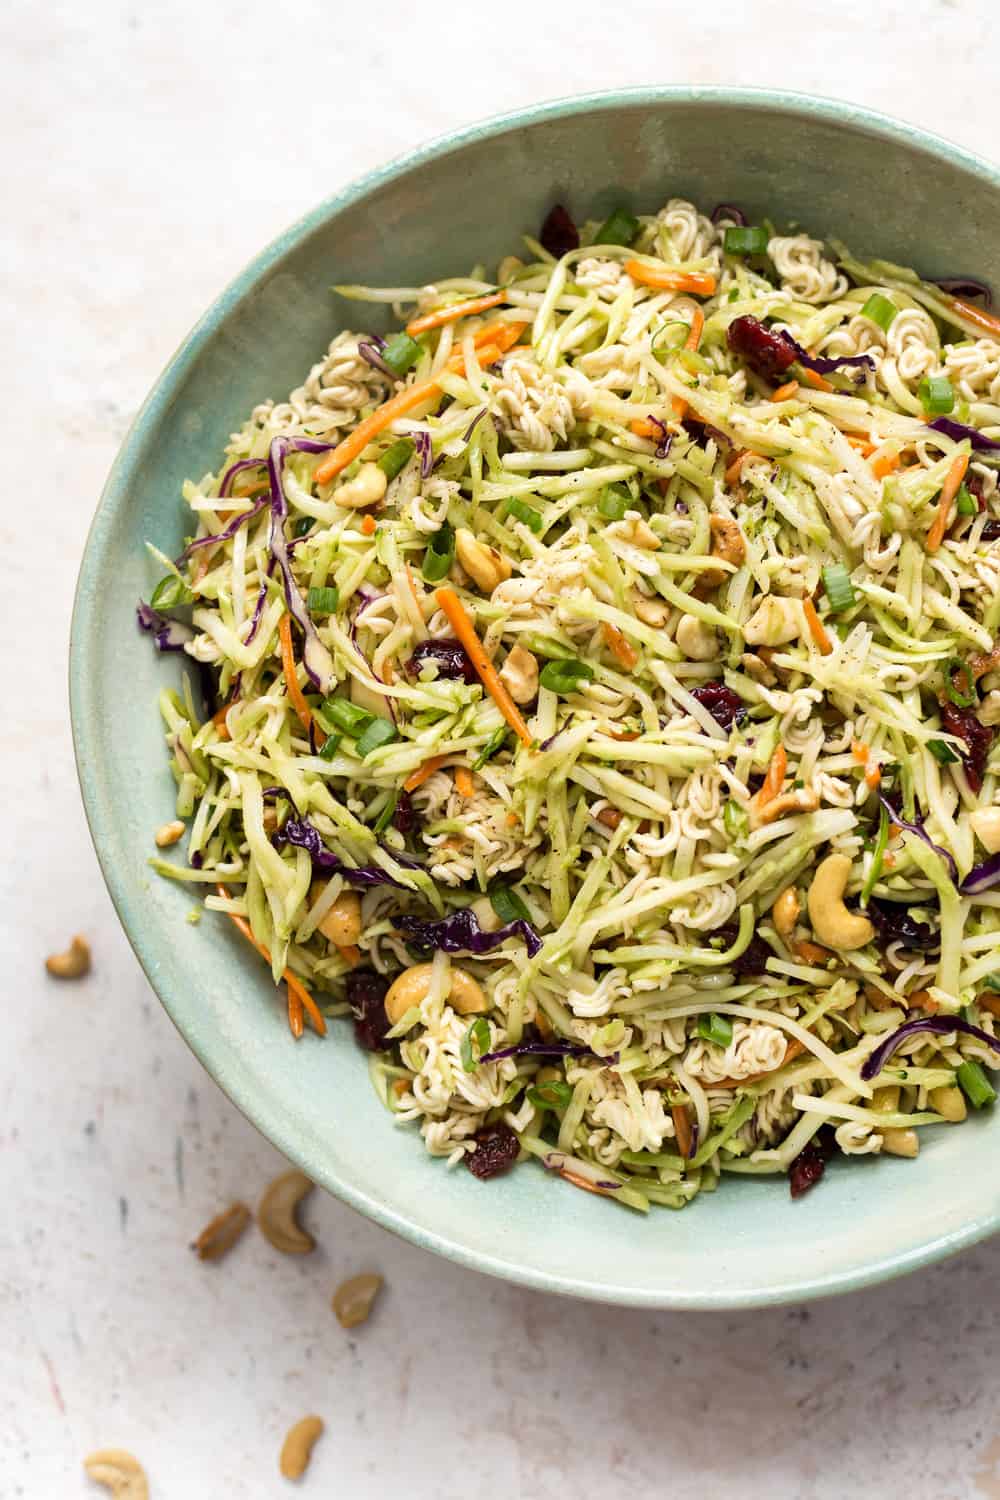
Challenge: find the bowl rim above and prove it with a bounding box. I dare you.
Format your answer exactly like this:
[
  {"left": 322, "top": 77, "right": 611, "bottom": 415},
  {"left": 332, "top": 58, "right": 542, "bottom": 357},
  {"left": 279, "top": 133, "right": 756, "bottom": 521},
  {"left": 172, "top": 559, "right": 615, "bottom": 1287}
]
[{"left": 71, "top": 86, "right": 1000, "bottom": 1308}]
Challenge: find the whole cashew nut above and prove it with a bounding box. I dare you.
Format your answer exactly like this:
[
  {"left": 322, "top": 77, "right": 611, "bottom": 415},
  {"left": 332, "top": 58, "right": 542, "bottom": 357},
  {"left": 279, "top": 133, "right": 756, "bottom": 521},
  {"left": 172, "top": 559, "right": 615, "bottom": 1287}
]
[
  {"left": 279, "top": 1416, "right": 325, "bottom": 1480},
  {"left": 455, "top": 529, "right": 512, "bottom": 591},
  {"left": 334, "top": 462, "right": 387, "bottom": 509},
  {"left": 675, "top": 614, "right": 718, "bottom": 661},
  {"left": 806, "top": 853, "right": 874, "bottom": 950},
  {"left": 83, "top": 1450, "right": 148, "bottom": 1500},
  {"left": 384, "top": 962, "right": 486, "bottom": 1026},
  {"left": 257, "top": 1170, "right": 316, "bottom": 1255},
  {"left": 45, "top": 935, "right": 91, "bottom": 979}
]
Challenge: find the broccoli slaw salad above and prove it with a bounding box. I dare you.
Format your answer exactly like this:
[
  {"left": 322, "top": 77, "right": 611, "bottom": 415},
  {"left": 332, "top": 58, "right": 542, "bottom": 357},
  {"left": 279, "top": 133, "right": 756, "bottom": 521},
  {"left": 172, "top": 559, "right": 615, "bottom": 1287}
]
[{"left": 140, "top": 194, "right": 1000, "bottom": 1212}]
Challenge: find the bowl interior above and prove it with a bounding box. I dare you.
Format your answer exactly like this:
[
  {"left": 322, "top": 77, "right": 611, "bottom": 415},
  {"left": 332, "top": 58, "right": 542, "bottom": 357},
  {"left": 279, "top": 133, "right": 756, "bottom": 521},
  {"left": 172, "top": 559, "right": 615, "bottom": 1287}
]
[{"left": 72, "top": 90, "right": 1000, "bottom": 1306}]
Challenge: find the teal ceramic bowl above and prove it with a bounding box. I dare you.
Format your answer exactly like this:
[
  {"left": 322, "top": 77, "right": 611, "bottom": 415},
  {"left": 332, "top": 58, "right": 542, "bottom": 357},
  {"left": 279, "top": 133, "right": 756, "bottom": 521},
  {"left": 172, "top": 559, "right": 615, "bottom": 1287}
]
[{"left": 71, "top": 88, "right": 1000, "bottom": 1307}]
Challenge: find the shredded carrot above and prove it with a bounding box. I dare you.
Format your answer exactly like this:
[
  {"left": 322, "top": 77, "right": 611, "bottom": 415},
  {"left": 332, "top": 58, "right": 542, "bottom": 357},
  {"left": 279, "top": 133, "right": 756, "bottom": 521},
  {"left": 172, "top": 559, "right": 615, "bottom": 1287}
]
[
  {"left": 724, "top": 449, "right": 763, "bottom": 486},
  {"left": 926, "top": 451, "right": 970, "bottom": 552},
  {"left": 979, "top": 993, "right": 1000, "bottom": 1018},
  {"left": 770, "top": 380, "right": 800, "bottom": 403},
  {"left": 278, "top": 613, "right": 324, "bottom": 743},
  {"left": 453, "top": 766, "right": 475, "bottom": 798},
  {"left": 948, "top": 295, "right": 1000, "bottom": 341},
  {"left": 671, "top": 1103, "right": 694, "bottom": 1159},
  {"left": 505, "top": 811, "right": 520, "bottom": 828},
  {"left": 792, "top": 939, "right": 835, "bottom": 966},
  {"left": 799, "top": 367, "right": 833, "bottom": 393},
  {"left": 601, "top": 621, "right": 638, "bottom": 670},
  {"left": 211, "top": 703, "right": 232, "bottom": 742},
  {"left": 313, "top": 322, "right": 527, "bottom": 487},
  {"left": 360, "top": 513, "right": 376, "bottom": 536},
  {"left": 402, "top": 755, "right": 450, "bottom": 793},
  {"left": 557, "top": 1167, "right": 617, "bottom": 1198},
  {"left": 802, "top": 597, "right": 833, "bottom": 655},
  {"left": 685, "top": 306, "right": 706, "bottom": 351},
  {"left": 870, "top": 444, "right": 902, "bottom": 480},
  {"left": 851, "top": 739, "right": 869, "bottom": 764},
  {"left": 435, "top": 587, "right": 534, "bottom": 747},
  {"left": 759, "top": 744, "right": 788, "bottom": 807},
  {"left": 629, "top": 416, "right": 667, "bottom": 440},
  {"left": 216, "top": 885, "right": 326, "bottom": 1037},
  {"left": 846, "top": 436, "right": 876, "bottom": 456},
  {"left": 624, "top": 259, "right": 717, "bottom": 297},
  {"left": 406, "top": 290, "right": 507, "bottom": 336}
]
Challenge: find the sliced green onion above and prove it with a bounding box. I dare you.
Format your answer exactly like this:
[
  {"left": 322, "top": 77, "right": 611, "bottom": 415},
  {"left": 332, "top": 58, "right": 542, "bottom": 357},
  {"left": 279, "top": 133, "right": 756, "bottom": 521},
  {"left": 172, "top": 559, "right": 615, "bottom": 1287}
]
[
  {"left": 651, "top": 319, "right": 690, "bottom": 358},
  {"left": 381, "top": 332, "right": 422, "bottom": 377},
  {"left": 860, "top": 292, "right": 897, "bottom": 331},
  {"left": 957, "top": 1060, "right": 996, "bottom": 1109},
  {"left": 526, "top": 1080, "right": 573, "bottom": 1110},
  {"left": 918, "top": 374, "right": 955, "bottom": 415},
  {"left": 598, "top": 484, "right": 631, "bottom": 520},
  {"left": 519, "top": 633, "right": 576, "bottom": 661},
  {"left": 927, "top": 738, "right": 960, "bottom": 765},
  {"left": 293, "top": 517, "right": 313, "bottom": 538},
  {"left": 355, "top": 718, "right": 398, "bottom": 758},
  {"left": 955, "top": 482, "right": 977, "bottom": 517},
  {"left": 594, "top": 208, "right": 639, "bottom": 246},
  {"left": 422, "top": 521, "right": 455, "bottom": 583},
  {"left": 861, "top": 804, "right": 890, "bottom": 908},
  {"left": 318, "top": 730, "right": 342, "bottom": 761},
  {"left": 151, "top": 575, "right": 193, "bottom": 609},
  {"left": 321, "top": 698, "right": 374, "bottom": 735},
  {"left": 723, "top": 225, "right": 768, "bottom": 256},
  {"left": 377, "top": 439, "right": 415, "bottom": 480},
  {"left": 372, "top": 790, "right": 399, "bottom": 834},
  {"left": 944, "top": 657, "right": 976, "bottom": 708},
  {"left": 821, "top": 563, "right": 856, "bottom": 614},
  {"left": 538, "top": 659, "right": 595, "bottom": 694},
  {"left": 696, "top": 1013, "right": 734, "bottom": 1048},
  {"left": 489, "top": 885, "right": 531, "bottom": 924},
  {"left": 723, "top": 801, "right": 749, "bottom": 840},
  {"left": 306, "top": 585, "right": 340, "bottom": 615},
  {"left": 504, "top": 497, "right": 544, "bottom": 533},
  {"left": 460, "top": 1016, "right": 491, "bottom": 1072},
  {"left": 472, "top": 726, "right": 509, "bottom": 770}
]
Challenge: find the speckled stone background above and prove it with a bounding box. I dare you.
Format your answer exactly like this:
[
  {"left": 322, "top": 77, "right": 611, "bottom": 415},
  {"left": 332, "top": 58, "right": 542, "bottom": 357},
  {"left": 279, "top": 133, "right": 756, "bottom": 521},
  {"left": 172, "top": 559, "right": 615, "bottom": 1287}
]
[{"left": 6, "top": 3, "right": 1000, "bottom": 1496}]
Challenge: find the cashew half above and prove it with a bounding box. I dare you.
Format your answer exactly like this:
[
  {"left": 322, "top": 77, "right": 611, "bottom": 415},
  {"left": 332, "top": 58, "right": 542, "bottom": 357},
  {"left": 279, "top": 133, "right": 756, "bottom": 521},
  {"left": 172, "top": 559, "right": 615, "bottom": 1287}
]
[
  {"left": 83, "top": 1450, "right": 148, "bottom": 1500},
  {"left": 978, "top": 689, "right": 1000, "bottom": 727},
  {"left": 258, "top": 1170, "right": 316, "bottom": 1254},
  {"left": 334, "top": 462, "right": 387, "bottom": 509},
  {"left": 192, "top": 1202, "right": 251, "bottom": 1261},
  {"left": 154, "top": 820, "right": 185, "bottom": 848},
  {"left": 279, "top": 1416, "right": 325, "bottom": 1480},
  {"left": 632, "top": 590, "right": 669, "bottom": 626},
  {"left": 498, "top": 643, "right": 538, "bottom": 704},
  {"left": 455, "top": 529, "right": 511, "bottom": 591},
  {"left": 46, "top": 935, "right": 91, "bottom": 979},
  {"left": 497, "top": 255, "right": 524, "bottom": 284},
  {"left": 698, "top": 515, "right": 746, "bottom": 589},
  {"left": 806, "top": 853, "right": 874, "bottom": 950},
  {"left": 772, "top": 886, "right": 801, "bottom": 937},
  {"left": 929, "top": 1084, "right": 967, "bottom": 1122},
  {"left": 384, "top": 962, "right": 486, "bottom": 1026},
  {"left": 749, "top": 787, "right": 819, "bottom": 830},
  {"left": 743, "top": 595, "right": 801, "bottom": 646},
  {"left": 970, "top": 807, "right": 1000, "bottom": 854},
  {"left": 318, "top": 889, "right": 362, "bottom": 947},
  {"left": 881, "top": 1129, "right": 919, "bottom": 1158},
  {"left": 332, "top": 1272, "right": 383, "bottom": 1328},
  {"left": 675, "top": 614, "right": 718, "bottom": 661}
]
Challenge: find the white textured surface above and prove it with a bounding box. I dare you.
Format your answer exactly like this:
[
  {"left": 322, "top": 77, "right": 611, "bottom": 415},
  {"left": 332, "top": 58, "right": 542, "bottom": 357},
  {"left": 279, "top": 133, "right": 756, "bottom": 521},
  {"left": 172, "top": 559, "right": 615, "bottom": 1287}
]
[{"left": 6, "top": 3, "right": 1000, "bottom": 1496}]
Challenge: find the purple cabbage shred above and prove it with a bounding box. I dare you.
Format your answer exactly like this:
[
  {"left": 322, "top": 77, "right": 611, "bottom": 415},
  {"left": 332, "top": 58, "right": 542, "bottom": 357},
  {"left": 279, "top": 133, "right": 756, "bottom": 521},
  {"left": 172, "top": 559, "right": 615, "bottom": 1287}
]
[
  {"left": 414, "top": 430, "right": 434, "bottom": 477},
  {"left": 357, "top": 339, "right": 396, "bottom": 379},
  {"left": 934, "top": 276, "right": 992, "bottom": 306},
  {"left": 136, "top": 601, "right": 194, "bottom": 652},
  {"left": 862, "top": 1015, "right": 1000, "bottom": 1081},
  {"left": 877, "top": 791, "right": 958, "bottom": 885},
  {"left": 272, "top": 816, "right": 421, "bottom": 888},
  {"left": 395, "top": 906, "right": 542, "bottom": 959},
  {"left": 711, "top": 203, "right": 747, "bottom": 226},
  {"left": 927, "top": 417, "right": 1000, "bottom": 453}
]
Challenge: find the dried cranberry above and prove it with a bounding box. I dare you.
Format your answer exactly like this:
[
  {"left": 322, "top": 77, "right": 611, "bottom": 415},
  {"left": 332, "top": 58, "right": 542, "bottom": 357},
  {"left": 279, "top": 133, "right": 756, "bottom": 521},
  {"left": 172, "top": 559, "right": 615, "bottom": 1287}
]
[
  {"left": 727, "top": 314, "right": 798, "bottom": 385},
  {"left": 392, "top": 790, "right": 416, "bottom": 835},
  {"left": 715, "top": 923, "right": 772, "bottom": 974},
  {"left": 981, "top": 519, "right": 1000, "bottom": 540},
  {"left": 539, "top": 203, "right": 579, "bottom": 259},
  {"left": 346, "top": 969, "right": 392, "bottom": 1052},
  {"left": 868, "top": 898, "right": 938, "bottom": 952},
  {"left": 465, "top": 1122, "right": 520, "bottom": 1180},
  {"left": 967, "top": 470, "right": 989, "bottom": 509},
  {"left": 940, "top": 702, "right": 994, "bottom": 792},
  {"left": 690, "top": 681, "right": 745, "bottom": 730},
  {"left": 789, "top": 1142, "right": 826, "bottom": 1199},
  {"left": 406, "top": 638, "right": 478, "bottom": 685}
]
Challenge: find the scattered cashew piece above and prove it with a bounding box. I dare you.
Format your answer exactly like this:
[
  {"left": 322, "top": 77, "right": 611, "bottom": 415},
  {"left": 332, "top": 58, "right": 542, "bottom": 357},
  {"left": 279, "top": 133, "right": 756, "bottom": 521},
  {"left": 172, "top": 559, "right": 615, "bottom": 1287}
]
[
  {"left": 83, "top": 1450, "right": 148, "bottom": 1500},
  {"left": 279, "top": 1416, "right": 325, "bottom": 1480},
  {"left": 743, "top": 595, "right": 801, "bottom": 646},
  {"left": 192, "top": 1201, "right": 251, "bottom": 1261},
  {"left": 675, "top": 614, "right": 718, "bottom": 661},
  {"left": 332, "top": 1272, "right": 383, "bottom": 1328},
  {"left": 454, "top": 528, "right": 511, "bottom": 591},
  {"left": 154, "top": 820, "right": 185, "bottom": 848},
  {"left": 318, "top": 889, "right": 362, "bottom": 947},
  {"left": 632, "top": 589, "right": 669, "bottom": 626},
  {"left": 749, "top": 787, "right": 819, "bottom": 830},
  {"left": 46, "top": 935, "right": 91, "bottom": 979},
  {"left": 881, "top": 1129, "right": 919, "bottom": 1158},
  {"left": 977, "top": 690, "right": 1000, "bottom": 727},
  {"left": 334, "top": 462, "right": 387, "bottom": 509},
  {"left": 384, "top": 962, "right": 486, "bottom": 1026},
  {"left": 772, "top": 886, "right": 801, "bottom": 938},
  {"left": 929, "top": 1085, "right": 967, "bottom": 1122},
  {"left": 258, "top": 1170, "right": 316, "bottom": 1255},
  {"left": 806, "top": 853, "right": 874, "bottom": 950},
  {"left": 970, "top": 807, "right": 1000, "bottom": 854},
  {"left": 498, "top": 643, "right": 539, "bottom": 704}
]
